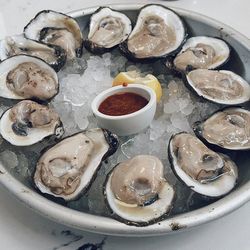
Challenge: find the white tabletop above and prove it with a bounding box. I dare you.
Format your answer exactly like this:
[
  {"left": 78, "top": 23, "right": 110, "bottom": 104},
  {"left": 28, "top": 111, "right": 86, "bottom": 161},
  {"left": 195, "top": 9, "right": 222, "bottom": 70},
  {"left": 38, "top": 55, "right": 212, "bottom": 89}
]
[{"left": 0, "top": 0, "right": 249, "bottom": 249}]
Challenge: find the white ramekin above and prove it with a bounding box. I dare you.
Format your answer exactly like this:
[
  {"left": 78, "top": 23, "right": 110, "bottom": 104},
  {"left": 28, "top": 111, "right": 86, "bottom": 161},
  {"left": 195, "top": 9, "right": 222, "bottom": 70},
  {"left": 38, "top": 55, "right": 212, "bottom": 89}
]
[{"left": 91, "top": 84, "right": 157, "bottom": 136}]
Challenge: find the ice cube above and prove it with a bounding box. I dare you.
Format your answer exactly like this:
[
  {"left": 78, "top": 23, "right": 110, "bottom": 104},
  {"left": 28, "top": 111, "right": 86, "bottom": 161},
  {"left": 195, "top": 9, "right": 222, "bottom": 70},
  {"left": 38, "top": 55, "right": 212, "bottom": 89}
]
[
  {"left": 16, "top": 153, "right": 31, "bottom": 181},
  {"left": 73, "top": 105, "right": 89, "bottom": 130},
  {"left": 110, "top": 55, "right": 127, "bottom": 77},
  {"left": 102, "top": 53, "right": 112, "bottom": 66},
  {"left": 150, "top": 119, "right": 166, "bottom": 141},
  {"left": 164, "top": 99, "right": 180, "bottom": 114},
  {"left": 63, "top": 57, "right": 87, "bottom": 75},
  {"left": 181, "top": 102, "right": 195, "bottom": 116},
  {"left": 0, "top": 150, "right": 18, "bottom": 169},
  {"left": 170, "top": 112, "right": 192, "bottom": 132}
]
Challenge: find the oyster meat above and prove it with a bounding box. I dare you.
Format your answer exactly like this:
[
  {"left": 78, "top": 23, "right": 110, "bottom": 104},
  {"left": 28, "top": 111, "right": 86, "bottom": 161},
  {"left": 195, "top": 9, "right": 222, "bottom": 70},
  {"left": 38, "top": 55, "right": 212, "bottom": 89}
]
[
  {"left": 0, "top": 35, "right": 66, "bottom": 72},
  {"left": 105, "top": 155, "right": 174, "bottom": 225},
  {"left": 194, "top": 107, "right": 250, "bottom": 150},
  {"left": 173, "top": 36, "right": 230, "bottom": 72},
  {"left": 34, "top": 129, "right": 118, "bottom": 201},
  {"left": 122, "top": 4, "right": 186, "bottom": 59},
  {"left": 24, "top": 10, "right": 83, "bottom": 59},
  {"left": 85, "top": 7, "right": 132, "bottom": 53},
  {"left": 0, "top": 55, "right": 58, "bottom": 100},
  {"left": 168, "top": 132, "right": 238, "bottom": 197},
  {"left": 186, "top": 69, "right": 250, "bottom": 105},
  {"left": 0, "top": 100, "right": 63, "bottom": 146}
]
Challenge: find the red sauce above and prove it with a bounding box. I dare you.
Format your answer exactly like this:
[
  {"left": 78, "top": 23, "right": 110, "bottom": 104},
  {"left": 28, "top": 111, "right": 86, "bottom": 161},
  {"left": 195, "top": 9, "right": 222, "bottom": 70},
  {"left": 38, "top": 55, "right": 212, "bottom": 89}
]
[{"left": 98, "top": 92, "right": 149, "bottom": 116}]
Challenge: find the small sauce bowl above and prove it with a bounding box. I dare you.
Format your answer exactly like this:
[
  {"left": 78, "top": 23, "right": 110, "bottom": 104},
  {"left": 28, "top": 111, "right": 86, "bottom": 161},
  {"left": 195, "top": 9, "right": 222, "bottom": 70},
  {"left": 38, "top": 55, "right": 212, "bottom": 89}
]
[{"left": 91, "top": 84, "right": 157, "bottom": 136}]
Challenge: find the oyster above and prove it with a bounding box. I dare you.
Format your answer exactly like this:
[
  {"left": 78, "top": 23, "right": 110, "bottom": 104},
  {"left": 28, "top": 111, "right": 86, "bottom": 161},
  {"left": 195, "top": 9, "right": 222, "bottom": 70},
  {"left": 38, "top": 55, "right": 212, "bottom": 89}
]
[
  {"left": 121, "top": 4, "right": 186, "bottom": 60},
  {"left": 173, "top": 36, "right": 230, "bottom": 72},
  {"left": 85, "top": 7, "right": 132, "bottom": 53},
  {"left": 168, "top": 132, "right": 238, "bottom": 197},
  {"left": 194, "top": 107, "right": 250, "bottom": 150},
  {"left": 34, "top": 129, "right": 118, "bottom": 201},
  {"left": 0, "top": 55, "right": 58, "bottom": 100},
  {"left": 24, "top": 10, "right": 83, "bottom": 59},
  {"left": 186, "top": 69, "right": 250, "bottom": 105},
  {"left": 105, "top": 155, "right": 174, "bottom": 225},
  {"left": 0, "top": 100, "right": 63, "bottom": 146},
  {"left": 0, "top": 35, "right": 66, "bottom": 72}
]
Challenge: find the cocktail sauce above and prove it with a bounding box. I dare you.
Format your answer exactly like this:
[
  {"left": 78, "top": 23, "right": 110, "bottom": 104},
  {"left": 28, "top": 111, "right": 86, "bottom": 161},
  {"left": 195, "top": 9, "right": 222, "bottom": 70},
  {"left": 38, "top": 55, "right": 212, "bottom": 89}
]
[{"left": 98, "top": 92, "right": 148, "bottom": 116}]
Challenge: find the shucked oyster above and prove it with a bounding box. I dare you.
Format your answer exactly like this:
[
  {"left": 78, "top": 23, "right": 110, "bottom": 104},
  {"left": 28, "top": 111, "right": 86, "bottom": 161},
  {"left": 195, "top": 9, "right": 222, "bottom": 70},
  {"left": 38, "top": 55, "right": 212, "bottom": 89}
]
[
  {"left": 186, "top": 69, "right": 250, "bottom": 105},
  {"left": 0, "top": 55, "right": 58, "bottom": 100},
  {"left": 34, "top": 129, "right": 118, "bottom": 201},
  {"left": 194, "top": 107, "right": 250, "bottom": 150},
  {"left": 0, "top": 35, "right": 66, "bottom": 72},
  {"left": 85, "top": 7, "right": 132, "bottom": 53},
  {"left": 168, "top": 133, "right": 238, "bottom": 197},
  {"left": 0, "top": 100, "right": 63, "bottom": 146},
  {"left": 24, "top": 10, "right": 83, "bottom": 59},
  {"left": 122, "top": 4, "right": 186, "bottom": 60},
  {"left": 173, "top": 36, "right": 230, "bottom": 72},
  {"left": 105, "top": 155, "right": 174, "bottom": 225}
]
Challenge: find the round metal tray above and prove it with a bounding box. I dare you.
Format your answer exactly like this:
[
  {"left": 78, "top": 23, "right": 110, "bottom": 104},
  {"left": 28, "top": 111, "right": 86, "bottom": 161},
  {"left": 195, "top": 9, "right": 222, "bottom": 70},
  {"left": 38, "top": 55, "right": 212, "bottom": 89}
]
[{"left": 0, "top": 4, "right": 250, "bottom": 236}]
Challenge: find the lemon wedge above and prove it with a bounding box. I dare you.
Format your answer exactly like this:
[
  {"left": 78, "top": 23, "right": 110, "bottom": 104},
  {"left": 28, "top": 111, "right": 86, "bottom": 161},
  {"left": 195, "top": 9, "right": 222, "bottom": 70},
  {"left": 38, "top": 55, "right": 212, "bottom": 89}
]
[{"left": 112, "top": 71, "right": 162, "bottom": 102}]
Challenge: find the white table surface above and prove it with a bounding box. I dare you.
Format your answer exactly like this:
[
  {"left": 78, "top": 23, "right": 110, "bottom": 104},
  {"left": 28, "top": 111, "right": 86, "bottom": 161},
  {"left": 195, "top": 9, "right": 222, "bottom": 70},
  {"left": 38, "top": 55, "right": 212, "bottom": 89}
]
[{"left": 0, "top": 0, "right": 249, "bottom": 249}]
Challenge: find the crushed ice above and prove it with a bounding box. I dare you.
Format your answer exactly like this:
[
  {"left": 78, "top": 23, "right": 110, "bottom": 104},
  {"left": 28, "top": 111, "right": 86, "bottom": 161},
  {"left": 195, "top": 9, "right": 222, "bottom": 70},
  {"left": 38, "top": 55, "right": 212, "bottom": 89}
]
[
  {"left": 0, "top": 150, "right": 18, "bottom": 169},
  {"left": 0, "top": 48, "right": 221, "bottom": 215},
  {"left": 51, "top": 51, "right": 114, "bottom": 134},
  {"left": 51, "top": 49, "right": 219, "bottom": 143},
  {"left": 119, "top": 78, "right": 219, "bottom": 162}
]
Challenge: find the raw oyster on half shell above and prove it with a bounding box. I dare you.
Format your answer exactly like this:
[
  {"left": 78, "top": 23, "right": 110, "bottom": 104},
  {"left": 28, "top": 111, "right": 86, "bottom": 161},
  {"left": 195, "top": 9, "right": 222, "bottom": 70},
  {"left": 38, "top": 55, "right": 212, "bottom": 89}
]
[
  {"left": 0, "top": 55, "right": 58, "bottom": 101},
  {"left": 168, "top": 132, "right": 238, "bottom": 197},
  {"left": 186, "top": 69, "right": 250, "bottom": 105},
  {"left": 173, "top": 36, "right": 230, "bottom": 72},
  {"left": 24, "top": 10, "right": 83, "bottom": 59},
  {"left": 121, "top": 4, "right": 186, "bottom": 60},
  {"left": 105, "top": 155, "right": 174, "bottom": 225},
  {"left": 0, "top": 100, "right": 63, "bottom": 146},
  {"left": 85, "top": 7, "right": 132, "bottom": 53},
  {"left": 34, "top": 129, "right": 118, "bottom": 201},
  {"left": 193, "top": 107, "right": 250, "bottom": 150},
  {"left": 0, "top": 35, "right": 66, "bottom": 72}
]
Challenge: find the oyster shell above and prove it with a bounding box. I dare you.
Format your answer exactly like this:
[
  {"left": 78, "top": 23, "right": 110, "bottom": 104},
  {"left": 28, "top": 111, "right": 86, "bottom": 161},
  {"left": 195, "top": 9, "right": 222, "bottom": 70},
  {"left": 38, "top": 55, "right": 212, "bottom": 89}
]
[
  {"left": 85, "top": 7, "right": 132, "bottom": 53},
  {"left": 0, "top": 35, "right": 66, "bottom": 72},
  {"left": 0, "top": 55, "right": 58, "bottom": 101},
  {"left": 34, "top": 129, "right": 118, "bottom": 201},
  {"left": 193, "top": 107, "right": 250, "bottom": 150},
  {"left": 121, "top": 4, "right": 186, "bottom": 60},
  {"left": 173, "top": 36, "right": 230, "bottom": 72},
  {"left": 168, "top": 132, "right": 238, "bottom": 197},
  {"left": 105, "top": 155, "right": 174, "bottom": 226},
  {"left": 0, "top": 100, "right": 63, "bottom": 146},
  {"left": 24, "top": 10, "right": 83, "bottom": 59},
  {"left": 186, "top": 69, "right": 250, "bottom": 105}
]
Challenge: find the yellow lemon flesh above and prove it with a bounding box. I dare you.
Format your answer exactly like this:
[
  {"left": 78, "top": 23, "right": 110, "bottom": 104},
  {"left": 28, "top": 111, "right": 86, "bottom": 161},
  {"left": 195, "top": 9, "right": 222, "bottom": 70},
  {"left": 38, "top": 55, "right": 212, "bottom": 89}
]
[{"left": 112, "top": 71, "right": 162, "bottom": 102}]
